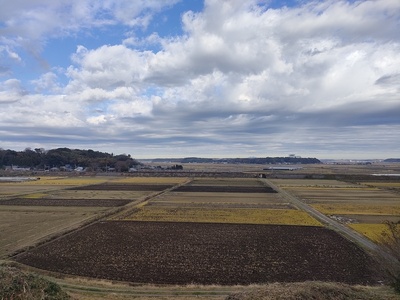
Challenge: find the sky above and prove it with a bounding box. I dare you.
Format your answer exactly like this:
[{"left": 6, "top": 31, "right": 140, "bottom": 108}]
[{"left": 0, "top": 0, "right": 399, "bottom": 159}]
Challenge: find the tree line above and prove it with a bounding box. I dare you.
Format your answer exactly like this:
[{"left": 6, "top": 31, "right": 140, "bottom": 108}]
[
  {"left": 152, "top": 157, "right": 321, "bottom": 164},
  {"left": 0, "top": 147, "right": 140, "bottom": 172}
]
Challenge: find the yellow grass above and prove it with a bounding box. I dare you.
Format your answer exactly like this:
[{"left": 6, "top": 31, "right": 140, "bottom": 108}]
[
  {"left": 110, "top": 177, "right": 188, "bottom": 184},
  {"left": 48, "top": 190, "right": 150, "bottom": 200},
  {"left": 22, "top": 176, "right": 111, "bottom": 185},
  {"left": 311, "top": 204, "right": 400, "bottom": 215},
  {"left": 363, "top": 182, "right": 400, "bottom": 188},
  {"left": 22, "top": 193, "right": 48, "bottom": 199},
  {"left": 270, "top": 179, "right": 358, "bottom": 188},
  {"left": 122, "top": 207, "right": 322, "bottom": 226},
  {"left": 0, "top": 207, "right": 106, "bottom": 257},
  {"left": 156, "top": 192, "right": 284, "bottom": 204},
  {"left": 348, "top": 223, "right": 390, "bottom": 243}
]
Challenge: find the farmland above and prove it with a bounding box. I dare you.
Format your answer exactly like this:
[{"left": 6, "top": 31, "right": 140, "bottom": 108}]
[
  {"left": 16, "top": 221, "right": 380, "bottom": 285},
  {"left": 0, "top": 168, "right": 399, "bottom": 298},
  {"left": 117, "top": 177, "right": 320, "bottom": 226},
  {"left": 123, "top": 207, "right": 321, "bottom": 225},
  {"left": 270, "top": 178, "right": 400, "bottom": 243},
  {"left": 0, "top": 206, "right": 105, "bottom": 257},
  {"left": 0, "top": 176, "right": 174, "bottom": 258}
]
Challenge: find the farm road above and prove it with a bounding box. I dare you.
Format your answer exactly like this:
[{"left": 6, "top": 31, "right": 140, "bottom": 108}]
[{"left": 262, "top": 179, "right": 397, "bottom": 264}]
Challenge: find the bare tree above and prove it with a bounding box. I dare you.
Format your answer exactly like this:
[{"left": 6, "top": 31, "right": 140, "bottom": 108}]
[{"left": 380, "top": 220, "right": 400, "bottom": 293}]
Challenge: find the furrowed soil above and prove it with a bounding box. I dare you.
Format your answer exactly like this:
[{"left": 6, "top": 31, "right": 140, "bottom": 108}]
[
  {"left": 174, "top": 185, "right": 276, "bottom": 193},
  {"left": 15, "top": 221, "right": 381, "bottom": 286},
  {"left": 0, "top": 198, "right": 131, "bottom": 207}
]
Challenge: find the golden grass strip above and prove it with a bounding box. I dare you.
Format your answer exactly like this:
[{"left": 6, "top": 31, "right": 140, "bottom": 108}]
[
  {"left": 21, "top": 193, "right": 48, "bottom": 199},
  {"left": 363, "top": 182, "right": 400, "bottom": 188},
  {"left": 22, "top": 177, "right": 111, "bottom": 186},
  {"left": 348, "top": 223, "right": 390, "bottom": 243},
  {"left": 270, "top": 179, "right": 358, "bottom": 187},
  {"left": 122, "top": 207, "right": 322, "bottom": 226},
  {"left": 311, "top": 204, "right": 400, "bottom": 215},
  {"left": 155, "top": 192, "right": 283, "bottom": 204}
]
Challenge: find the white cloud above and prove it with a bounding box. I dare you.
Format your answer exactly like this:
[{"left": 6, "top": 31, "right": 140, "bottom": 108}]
[
  {"left": 31, "top": 72, "right": 61, "bottom": 93},
  {"left": 67, "top": 45, "right": 150, "bottom": 91},
  {"left": 0, "top": 0, "right": 180, "bottom": 72},
  {"left": 0, "top": 79, "right": 26, "bottom": 103},
  {"left": 1, "top": 0, "right": 400, "bottom": 158}
]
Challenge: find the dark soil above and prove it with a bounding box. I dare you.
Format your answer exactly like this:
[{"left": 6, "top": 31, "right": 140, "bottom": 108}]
[
  {"left": 174, "top": 185, "right": 277, "bottom": 193},
  {"left": 147, "top": 202, "right": 294, "bottom": 209},
  {"left": 15, "top": 221, "right": 381, "bottom": 285},
  {"left": 0, "top": 198, "right": 131, "bottom": 207}
]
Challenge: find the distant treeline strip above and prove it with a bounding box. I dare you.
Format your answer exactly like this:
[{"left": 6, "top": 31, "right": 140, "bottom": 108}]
[
  {"left": 151, "top": 157, "right": 321, "bottom": 164},
  {"left": 0, "top": 147, "right": 139, "bottom": 171}
]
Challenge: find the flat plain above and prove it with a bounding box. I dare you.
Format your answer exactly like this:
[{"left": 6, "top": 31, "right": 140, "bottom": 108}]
[
  {"left": 16, "top": 221, "right": 380, "bottom": 285},
  {"left": 1, "top": 165, "right": 399, "bottom": 298},
  {"left": 0, "top": 176, "right": 175, "bottom": 258},
  {"left": 270, "top": 177, "right": 400, "bottom": 242}
]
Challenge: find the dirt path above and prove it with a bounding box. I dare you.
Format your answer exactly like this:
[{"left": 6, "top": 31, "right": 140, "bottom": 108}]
[{"left": 262, "top": 179, "right": 397, "bottom": 264}]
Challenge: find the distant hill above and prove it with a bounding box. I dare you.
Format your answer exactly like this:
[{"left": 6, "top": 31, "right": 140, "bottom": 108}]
[
  {"left": 151, "top": 157, "right": 321, "bottom": 164},
  {"left": 384, "top": 158, "right": 400, "bottom": 163},
  {"left": 0, "top": 147, "right": 140, "bottom": 172}
]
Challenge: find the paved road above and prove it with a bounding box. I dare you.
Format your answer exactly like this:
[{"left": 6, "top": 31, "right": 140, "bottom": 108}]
[{"left": 263, "top": 179, "right": 397, "bottom": 264}]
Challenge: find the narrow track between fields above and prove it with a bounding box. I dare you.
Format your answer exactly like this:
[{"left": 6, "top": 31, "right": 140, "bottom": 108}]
[{"left": 262, "top": 179, "right": 397, "bottom": 265}]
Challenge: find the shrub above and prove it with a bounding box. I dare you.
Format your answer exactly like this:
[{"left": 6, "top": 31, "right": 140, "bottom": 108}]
[
  {"left": 380, "top": 220, "right": 400, "bottom": 293},
  {"left": 0, "top": 265, "right": 70, "bottom": 300}
]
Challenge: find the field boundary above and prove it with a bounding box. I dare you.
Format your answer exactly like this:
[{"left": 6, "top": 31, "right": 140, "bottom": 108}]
[
  {"left": 9, "top": 178, "right": 192, "bottom": 260},
  {"left": 262, "top": 179, "right": 398, "bottom": 265}
]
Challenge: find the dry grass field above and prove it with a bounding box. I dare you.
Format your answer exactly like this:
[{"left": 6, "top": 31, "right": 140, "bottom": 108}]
[
  {"left": 348, "top": 224, "right": 390, "bottom": 243},
  {"left": 311, "top": 203, "right": 400, "bottom": 215},
  {"left": 42, "top": 190, "right": 150, "bottom": 200},
  {"left": 0, "top": 206, "right": 107, "bottom": 258},
  {"left": 0, "top": 176, "right": 139, "bottom": 258},
  {"left": 0, "top": 176, "right": 112, "bottom": 198},
  {"left": 271, "top": 178, "right": 400, "bottom": 242},
  {"left": 2, "top": 170, "right": 399, "bottom": 299},
  {"left": 122, "top": 207, "right": 321, "bottom": 226},
  {"left": 189, "top": 178, "right": 264, "bottom": 186},
  {"left": 153, "top": 191, "right": 290, "bottom": 209},
  {"left": 116, "top": 177, "right": 321, "bottom": 226}
]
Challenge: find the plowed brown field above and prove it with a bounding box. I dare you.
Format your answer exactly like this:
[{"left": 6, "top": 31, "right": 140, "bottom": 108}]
[
  {"left": 16, "top": 221, "right": 380, "bottom": 285},
  {"left": 0, "top": 198, "right": 131, "bottom": 207}
]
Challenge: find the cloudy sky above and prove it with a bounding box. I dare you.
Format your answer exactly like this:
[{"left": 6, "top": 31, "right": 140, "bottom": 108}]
[{"left": 0, "top": 0, "right": 399, "bottom": 159}]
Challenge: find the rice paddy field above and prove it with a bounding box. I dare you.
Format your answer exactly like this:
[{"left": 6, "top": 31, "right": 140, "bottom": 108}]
[
  {"left": 270, "top": 178, "right": 400, "bottom": 243},
  {"left": 0, "top": 206, "right": 106, "bottom": 257},
  {"left": 0, "top": 176, "right": 180, "bottom": 258},
  {"left": 122, "top": 207, "right": 321, "bottom": 225},
  {"left": 117, "top": 177, "right": 321, "bottom": 226},
  {"left": 0, "top": 176, "right": 111, "bottom": 198},
  {"left": 1, "top": 171, "right": 397, "bottom": 289}
]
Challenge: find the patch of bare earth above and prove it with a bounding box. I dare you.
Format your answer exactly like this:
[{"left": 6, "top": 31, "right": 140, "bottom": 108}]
[{"left": 16, "top": 221, "right": 381, "bottom": 285}]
